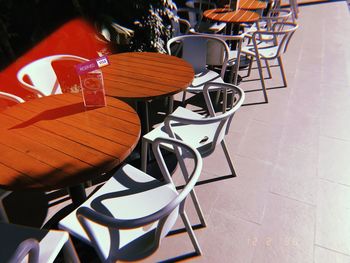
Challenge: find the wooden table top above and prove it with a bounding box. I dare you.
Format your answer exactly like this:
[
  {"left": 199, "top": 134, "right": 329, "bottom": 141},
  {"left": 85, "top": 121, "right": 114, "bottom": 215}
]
[
  {"left": 0, "top": 93, "right": 140, "bottom": 191},
  {"left": 203, "top": 8, "right": 260, "bottom": 23},
  {"left": 238, "top": 0, "right": 267, "bottom": 10},
  {"left": 102, "top": 52, "right": 194, "bottom": 100}
]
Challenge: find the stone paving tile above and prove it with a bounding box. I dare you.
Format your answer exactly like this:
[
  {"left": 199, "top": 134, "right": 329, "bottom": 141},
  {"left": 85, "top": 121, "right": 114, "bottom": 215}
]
[
  {"left": 270, "top": 145, "right": 318, "bottom": 205},
  {"left": 251, "top": 193, "right": 315, "bottom": 263},
  {"left": 314, "top": 246, "right": 350, "bottom": 263},
  {"left": 237, "top": 119, "right": 283, "bottom": 164},
  {"left": 318, "top": 136, "right": 350, "bottom": 186},
  {"left": 209, "top": 155, "right": 272, "bottom": 224},
  {"left": 279, "top": 108, "right": 320, "bottom": 153},
  {"left": 315, "top": 179, "right": 350, "bottom": 255}
]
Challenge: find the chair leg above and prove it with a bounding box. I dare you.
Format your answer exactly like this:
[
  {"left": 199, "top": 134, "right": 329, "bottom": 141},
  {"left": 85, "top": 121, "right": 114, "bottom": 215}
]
[
  {"left": 180, "top": 212, "right": 202, "bottom": 255},
  {"left": 221, "top": 140, "right": 237, "bottom": 177},
  {"left": 246, "top": 56, "right": 253, "bottom": 77},
  {"left": 256, "top": 56, "right": 269, "bottom": 103},
  {"left": 0, "top": 191, "right": 10, "bottom": 222},
  {"left": 214, "top": 90, "right": 221, "bottom": 109},
  {"left": 63, "top": 238, "right": 80, "bottom": 263},
  {"left": 189, "top": 190, "right": 207, "bottom": 227},
  {"left": 0, "top": 200, "right": 9, "bottom": 222},
  {"left": 265, "top": 60, "right": 272, "bottom": 79},
  {"left": 141, "top": 139, "right": 149, "bottom": 172},
  {"left": 177, "top": 156, "right": 207, "bottom": 227},
  {"left": 181, "top": 91, "right": 187, "bottom": 106},
  {"left": 168, "top": 96, "right": 174, "bottom": 114},
  {"left": 278, "top": 56, "right": 288, "bottom": 87}
]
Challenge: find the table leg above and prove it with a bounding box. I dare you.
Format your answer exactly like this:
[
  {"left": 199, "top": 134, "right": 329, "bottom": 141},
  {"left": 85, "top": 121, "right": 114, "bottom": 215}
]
[
  {"left": 67, "top": 184, "right": 86, "bottom": 206},
  {"left": 137, "top": 100, "right": 150, "bottom": 136}
]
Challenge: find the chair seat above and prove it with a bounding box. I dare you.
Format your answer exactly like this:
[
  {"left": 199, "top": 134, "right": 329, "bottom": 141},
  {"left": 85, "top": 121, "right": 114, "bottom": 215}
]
[
  {"left": 189, "top": 70, "right": 224, "bottom": 92},
  {"left": 0, "top": 222, "right": 69, "bottom": 263},
  {"left": 59, "top": 164, "right": 178, "bottom": 260},
  {"left": 196, "top": 21, "right": 226, "bottom": 33},
  {"left": 144, "top": 107, "right": 219, "bottom": 155},
  {"left": 228, "top": 50, "right": 240, "bottom": 66},
  {"left": 241, "top": 43, "right": 279, "bottom": 59}
]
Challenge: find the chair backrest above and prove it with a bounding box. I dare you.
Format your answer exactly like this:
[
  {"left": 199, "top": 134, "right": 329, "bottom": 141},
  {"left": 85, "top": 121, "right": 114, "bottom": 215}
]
[
  {"left": 250, "top": 8, "right": 292, "bottom": 35},
  {"left": 0, "top": 91, "right": 25, "bottom": 103},
  {"left": 167, "top": 34, "right": 230, "bottom": 78},
  {"left": 267, "top": 9, "right": 293, "bottom": 29},
  {"left": 273, "top": 21, "right": 298, "bottom": 55},
  {"left": 253, "top": 22, "right": 298, "bottom": 58},
  {"left": 17, "top": 54, "right": 88, "bottom": 97},
  {"left": 203, "top": 82, "right": 245, "bottom": 144},
  {"left": 164, "top": 82, "right": 244, "bottom": 152},
  {"left": 190, "top": 30, "right": 244, "bottom": 84},
  {"left": 170, "top": 13, "right": 192, "bottom": 37},
  {"left": 76, "top": 137, "right": 202, "bottom": 261}
]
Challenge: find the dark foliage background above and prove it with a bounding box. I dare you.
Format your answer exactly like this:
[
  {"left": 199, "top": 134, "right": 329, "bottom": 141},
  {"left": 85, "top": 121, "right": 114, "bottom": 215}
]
[{"left": 0, "top": 0, "right": 177, "bottom": 70}]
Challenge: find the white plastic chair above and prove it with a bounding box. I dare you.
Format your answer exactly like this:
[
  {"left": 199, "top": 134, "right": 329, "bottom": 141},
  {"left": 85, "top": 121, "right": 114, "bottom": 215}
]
[
  {"left": 287, "top": 0, "right": 299, "bottom": 20},
  {"left": 241, "top": 22, "right": 298, "bottom": 102},
  {"left": 17, "top": 54, "right": 88, "bottom": 97},
  {"left": 142, "top": 82, "right": 244, "bottom": 175},
  {"left": 245, "top": 9, "right": 293, "bottom": 37},
  {"left": 167, "top": 34, "right": 230, "bottom": 104},
  {"left": 190, "top": 31, "right": 245, "bottom": 86},
  {"left": 0, "top": 222, "right": 80, "bottom": 263},
  {"left": 0, "top": 91, "right": 25, "bottom": 103},
  {"left": 141, "top": 82, "right": 244, "bottom": 226},
  {"left": 59, "top": 137, "right": 203, "bottom": 262}
]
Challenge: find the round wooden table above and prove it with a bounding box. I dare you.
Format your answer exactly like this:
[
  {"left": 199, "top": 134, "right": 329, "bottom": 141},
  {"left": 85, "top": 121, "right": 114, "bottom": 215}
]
[
  {"left": 203, "top": 8, "right": 260, "bottom": 24},
  {"left": 0, "top": 93, "right": 140, "bottom": 204},
  {"left": 102, "top": 52, "right": 194, "bottom": 133},
  {"left": 102, "top": 52, "right": 194, "bottom": 100}
]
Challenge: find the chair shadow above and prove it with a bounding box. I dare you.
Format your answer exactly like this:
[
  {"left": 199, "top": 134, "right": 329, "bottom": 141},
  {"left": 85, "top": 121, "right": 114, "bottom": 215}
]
[
  {"left": 83, "top": 172, "right": 199, "bottom": 262},
  {"left": 4, "top": 190, "right": 49, "bottom": 228},
  {"left": 159, "top": 251, "right": 199, "bottom": 263}
]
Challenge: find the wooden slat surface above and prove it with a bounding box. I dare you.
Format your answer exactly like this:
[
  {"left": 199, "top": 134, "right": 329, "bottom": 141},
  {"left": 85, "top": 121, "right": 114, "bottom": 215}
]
[
  {"left": 203, "top": 8, "right": 260, "bottom": 23},
  {"left": 102, "top": 52, "right": 195, "bottom": 100},
  {"left": 239, "top": 0, "right": 267, "bottom": 10},
  {"left": 0, "top": 93, "right": 140, "bottom": 191}
]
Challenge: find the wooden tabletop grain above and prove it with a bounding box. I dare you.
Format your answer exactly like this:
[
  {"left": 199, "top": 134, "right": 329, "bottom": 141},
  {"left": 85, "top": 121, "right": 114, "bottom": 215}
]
[
  {"left": 238, "top": 0, "right": 267, "bottom": 10},
  {"left": 102, "top": 52, "right": 194, "bottom": 100},
  {"left": 203, "top": 8, "right": 260, "bottom": 23},
  {"left": 0, "top": 93, "right": 140, "bottom": 191}
]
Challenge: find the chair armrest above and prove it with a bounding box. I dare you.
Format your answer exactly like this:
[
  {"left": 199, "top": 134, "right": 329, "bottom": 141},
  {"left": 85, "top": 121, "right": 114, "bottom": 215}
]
[
  {"left": 178, "top": 18, "right": 192, "bottom": 34},
  {"left": 8, "top": 238, "right": 39, "bottom": 263}
]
